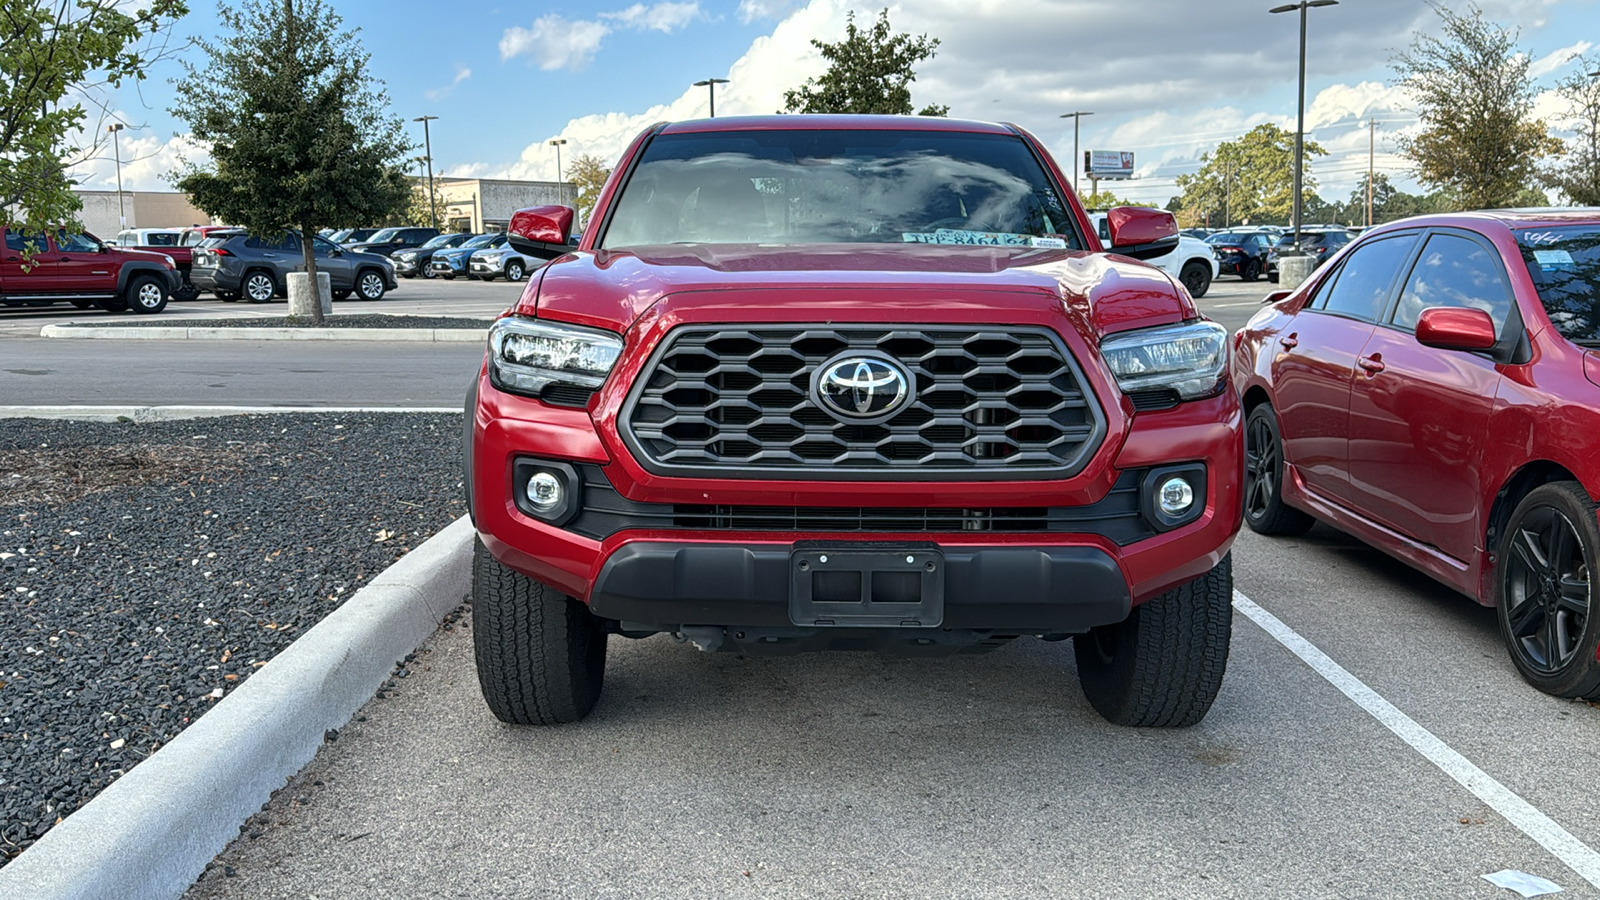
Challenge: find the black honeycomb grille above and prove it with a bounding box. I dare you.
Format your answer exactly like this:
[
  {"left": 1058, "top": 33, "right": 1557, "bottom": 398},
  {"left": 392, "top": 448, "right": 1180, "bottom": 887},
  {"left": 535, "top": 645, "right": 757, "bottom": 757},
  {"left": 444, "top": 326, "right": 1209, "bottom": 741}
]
[{"left": 621, "top": 325, "right": 1105, "bottom": 478}]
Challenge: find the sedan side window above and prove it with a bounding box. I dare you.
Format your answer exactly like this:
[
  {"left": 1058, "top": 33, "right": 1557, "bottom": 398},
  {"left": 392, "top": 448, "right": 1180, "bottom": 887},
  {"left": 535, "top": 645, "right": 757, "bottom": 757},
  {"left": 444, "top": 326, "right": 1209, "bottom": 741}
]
[
  {"left": 1315, "top": 234, "right": 1419, "bottom": 322},
  {"left": 1391, "top": 233, "right": 1512, "bottom": 333}
]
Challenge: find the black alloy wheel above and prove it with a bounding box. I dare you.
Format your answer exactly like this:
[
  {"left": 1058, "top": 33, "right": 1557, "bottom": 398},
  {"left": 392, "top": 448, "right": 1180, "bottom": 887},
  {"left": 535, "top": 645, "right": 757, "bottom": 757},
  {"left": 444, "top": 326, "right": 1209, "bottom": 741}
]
[
  {"left": 243, "top": 271, "right": 276, "bottom": 303},
  {"left": 1496, "top": 482, "right": 1600, "bottom": 699},
  {"left": 1179, "top": 261, "right": 1211, "bottom": 298},
  {"left": 1243, "top": 404, "right": 1315, "bottom": 536},
  {"left": 356, "top": 270, "right": 386, "bottom": 300},
  {"left": 1242, "top": 258, "right": 1261, "bottom": 282}
]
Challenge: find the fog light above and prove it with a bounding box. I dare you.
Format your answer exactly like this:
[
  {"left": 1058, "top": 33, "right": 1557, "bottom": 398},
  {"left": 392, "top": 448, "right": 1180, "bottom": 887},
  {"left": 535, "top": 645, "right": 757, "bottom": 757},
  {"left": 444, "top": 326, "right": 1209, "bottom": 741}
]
[
  {"left": 1158, "top": 477, "right": 1195, "bottom": 515},
  {"left": 525, "top": 472, "right": 563, "bottom": 512}
]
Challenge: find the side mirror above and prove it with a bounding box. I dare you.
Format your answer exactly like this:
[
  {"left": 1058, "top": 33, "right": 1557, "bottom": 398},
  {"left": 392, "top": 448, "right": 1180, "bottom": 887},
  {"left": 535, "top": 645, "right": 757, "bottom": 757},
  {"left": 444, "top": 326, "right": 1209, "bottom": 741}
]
[
  {"left": 1104, "top": 206, "right": 1179, "bottom": 261},
  {"left": 508, "top": 205, "right": 577, "bottom": 260},
  {"left": 1415, "top": 307, "right": 1496, "bottom": 352},
  {"left": 1263, "top": 290, "right": 1292, "bottom": 305}
]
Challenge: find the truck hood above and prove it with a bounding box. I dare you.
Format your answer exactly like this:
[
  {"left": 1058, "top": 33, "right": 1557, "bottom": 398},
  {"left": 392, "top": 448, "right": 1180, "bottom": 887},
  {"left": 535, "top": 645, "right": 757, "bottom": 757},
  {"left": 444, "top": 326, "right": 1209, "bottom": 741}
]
[{"left": 518, "top": 243, "right": 1195, "bottom": 340}]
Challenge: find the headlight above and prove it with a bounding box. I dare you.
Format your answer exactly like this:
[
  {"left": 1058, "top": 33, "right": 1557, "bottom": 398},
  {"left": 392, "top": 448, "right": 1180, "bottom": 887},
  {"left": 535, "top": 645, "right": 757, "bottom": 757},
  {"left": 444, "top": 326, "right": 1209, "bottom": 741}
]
[
  {"left": 1100, "top": 321, "right": 1229, "bottom": 401},
  {"left": 488, "top": 317, "right": 623, "bottom": 397}
]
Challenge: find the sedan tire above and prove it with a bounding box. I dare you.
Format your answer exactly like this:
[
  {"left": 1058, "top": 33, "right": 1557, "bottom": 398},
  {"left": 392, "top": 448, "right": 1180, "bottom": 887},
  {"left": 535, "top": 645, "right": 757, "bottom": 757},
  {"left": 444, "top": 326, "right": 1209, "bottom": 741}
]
[
  {"left": 1243, "top": 404, "right": 1315, "bottom": 536},
  {"left": 1496, "top": 481, "right": 1600, "bottom": 700}
]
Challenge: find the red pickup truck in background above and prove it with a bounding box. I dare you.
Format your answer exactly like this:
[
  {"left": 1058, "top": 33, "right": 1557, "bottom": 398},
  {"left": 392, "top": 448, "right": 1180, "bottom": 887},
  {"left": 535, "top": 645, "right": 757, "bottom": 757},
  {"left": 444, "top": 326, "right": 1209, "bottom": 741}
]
[{"left": 2, "top": 227, "right": 181, "bottom": 314}]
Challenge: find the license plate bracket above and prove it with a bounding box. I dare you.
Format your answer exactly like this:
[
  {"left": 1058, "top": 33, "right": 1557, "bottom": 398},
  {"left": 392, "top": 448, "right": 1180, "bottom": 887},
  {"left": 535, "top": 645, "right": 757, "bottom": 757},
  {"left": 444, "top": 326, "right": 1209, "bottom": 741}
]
[{"left": 788, "top": 545, "right": 944, "bottom": 628}]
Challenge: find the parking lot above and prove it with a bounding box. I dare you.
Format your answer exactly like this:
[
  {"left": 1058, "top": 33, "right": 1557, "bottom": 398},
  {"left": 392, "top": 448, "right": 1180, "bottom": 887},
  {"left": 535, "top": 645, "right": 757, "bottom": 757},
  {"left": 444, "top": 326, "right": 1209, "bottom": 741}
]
[{"left": 6, "top": 273, "right": 1597, "bottom": 898}]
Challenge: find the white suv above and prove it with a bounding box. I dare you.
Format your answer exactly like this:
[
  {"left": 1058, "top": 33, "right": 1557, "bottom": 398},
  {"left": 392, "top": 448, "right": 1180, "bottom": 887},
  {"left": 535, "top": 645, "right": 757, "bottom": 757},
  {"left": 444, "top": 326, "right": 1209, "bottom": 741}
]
[{"left": 1088, "top": 213, "right": 1217, "bottom": 298}]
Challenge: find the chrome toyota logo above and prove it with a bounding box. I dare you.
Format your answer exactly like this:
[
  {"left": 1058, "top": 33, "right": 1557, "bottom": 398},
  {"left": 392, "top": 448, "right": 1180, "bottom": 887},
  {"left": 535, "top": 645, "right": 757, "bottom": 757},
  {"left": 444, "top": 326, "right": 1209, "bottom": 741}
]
[{"left": 814, "top": 354, "right": 912, "bottom": 422}]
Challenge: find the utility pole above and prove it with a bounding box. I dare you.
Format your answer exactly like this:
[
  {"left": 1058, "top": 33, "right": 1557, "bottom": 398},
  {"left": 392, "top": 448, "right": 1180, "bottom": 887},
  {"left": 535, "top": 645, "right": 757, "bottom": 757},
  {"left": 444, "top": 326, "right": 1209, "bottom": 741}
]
[
  {"left": 1367, "top": 118, "right": 1375, "bottom": 227},
  {"left": 1224, "top": 158, "right": 1233, "bottom": 228},
  {"left": 107, "top": 123, "right": 126, "bottom": 226},
  {"left": 413, "top": 116, "right": 439, "bottom": 230},
  {"left": 1060, "top": 111, "right": 1094, "bottom": 196},
  {"left": 549, "top": 138, "right": 568, "bottom": 199},
  {"left": 694, "top": 78, "right": 730, "bottom": 117},
  {"left": 1269, "top": 0, "right": 1338, "bottom": 252}
]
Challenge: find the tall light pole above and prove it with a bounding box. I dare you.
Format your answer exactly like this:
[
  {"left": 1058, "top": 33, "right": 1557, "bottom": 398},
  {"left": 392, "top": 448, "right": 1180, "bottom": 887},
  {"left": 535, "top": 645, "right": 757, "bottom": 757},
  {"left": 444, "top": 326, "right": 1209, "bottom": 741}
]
[
  {"left": 1269, "top": 0, "right": 1337, "bottom": 252},
  {"left": 1367, "top": 118, "right": 1375, "bottom": 228},
  {"left": 694, "top": 78, "right": 730, "bottom": 117},
  {"left": 107, "top": 123, "right": 126, "bottom": 226},
  {"left": 413, "top": 116, "right": 439, "bottom": 230},
  {"left": 1060, "top": 111, "right": 1093, "bottom": 196},
  {"left": 549, "top": 138, "right": 567, "bottom": 190}
]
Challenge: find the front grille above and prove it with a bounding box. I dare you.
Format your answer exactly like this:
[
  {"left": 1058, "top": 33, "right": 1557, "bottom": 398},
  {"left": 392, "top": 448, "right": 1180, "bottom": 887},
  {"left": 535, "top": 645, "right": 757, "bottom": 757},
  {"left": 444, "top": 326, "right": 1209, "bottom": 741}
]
[
  {"left": 565, "top": 465, "right": 1154, "bottom": 544},
  {"left": 621, "top": 325, "right": 1105, "bottom": 479}
]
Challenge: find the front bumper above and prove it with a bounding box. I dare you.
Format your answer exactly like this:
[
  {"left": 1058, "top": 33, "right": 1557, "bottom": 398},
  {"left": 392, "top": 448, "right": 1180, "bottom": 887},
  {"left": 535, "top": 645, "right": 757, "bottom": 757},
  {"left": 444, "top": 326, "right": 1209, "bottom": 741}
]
[
  {"left": 469, "top": 258, "right": 504, "bottom": 277},
  {"left": 393, "top": 256, "right": 421, "bottom": 275},
  {"left": 429, "top": 255, "right": 468, "bottom": 275}
]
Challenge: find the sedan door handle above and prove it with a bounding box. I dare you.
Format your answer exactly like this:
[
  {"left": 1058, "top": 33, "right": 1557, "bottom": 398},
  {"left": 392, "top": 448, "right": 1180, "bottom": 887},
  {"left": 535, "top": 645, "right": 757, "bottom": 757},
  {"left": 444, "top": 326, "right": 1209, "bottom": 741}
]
[
  {"left": 1279, "top": 334, "right": 1299, "bottom": 350},
  {"left": 1357, "top": 355, "right": 1386, "bottom": 374}
]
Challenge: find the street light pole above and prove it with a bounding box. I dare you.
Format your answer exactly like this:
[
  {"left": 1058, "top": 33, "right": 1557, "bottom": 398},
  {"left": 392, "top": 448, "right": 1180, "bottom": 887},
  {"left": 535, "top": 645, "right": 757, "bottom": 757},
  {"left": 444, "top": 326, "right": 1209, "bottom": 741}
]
[
  {"left": 413, "top": 116, "right": 439, "bottom": 230},
  {"left": 1269, "top": 0, "right": 1337, "bottom": 252},
  {"left": 107, "top": 123, "right": 126, "bottom": 226},
  {"left": 694, "top": 78, "right": 730, "bottom": 117},
  {"left": 1059, "top": 111, "right": 1093, "bottom": 196},
  {"left": 549, "top": 138, "right": 567, "bottom": 182}
]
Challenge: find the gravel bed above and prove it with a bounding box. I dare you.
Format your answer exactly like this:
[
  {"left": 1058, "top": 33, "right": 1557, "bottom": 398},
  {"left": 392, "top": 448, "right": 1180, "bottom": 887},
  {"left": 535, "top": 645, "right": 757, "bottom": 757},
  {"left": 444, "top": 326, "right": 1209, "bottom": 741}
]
[
  {"left": 0, "top": 413, "right": 467, "bottom": 865},
  {"left": 54, "top": 314, "right": 493, "bottom": 330}
]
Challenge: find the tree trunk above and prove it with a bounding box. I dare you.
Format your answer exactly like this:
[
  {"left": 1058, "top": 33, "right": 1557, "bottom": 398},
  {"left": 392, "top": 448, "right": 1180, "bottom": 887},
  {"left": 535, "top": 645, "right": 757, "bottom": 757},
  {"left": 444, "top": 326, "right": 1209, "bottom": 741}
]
[{"left": 299, "top": 224, "right": 323, "bottom": 324}]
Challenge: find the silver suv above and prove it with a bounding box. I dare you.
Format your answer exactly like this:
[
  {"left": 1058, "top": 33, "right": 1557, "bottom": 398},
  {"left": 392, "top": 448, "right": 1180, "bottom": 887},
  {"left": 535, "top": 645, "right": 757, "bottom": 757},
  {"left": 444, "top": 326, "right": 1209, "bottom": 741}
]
[{"left": 191, "top": 231, "right": 397, "bottom": 303}]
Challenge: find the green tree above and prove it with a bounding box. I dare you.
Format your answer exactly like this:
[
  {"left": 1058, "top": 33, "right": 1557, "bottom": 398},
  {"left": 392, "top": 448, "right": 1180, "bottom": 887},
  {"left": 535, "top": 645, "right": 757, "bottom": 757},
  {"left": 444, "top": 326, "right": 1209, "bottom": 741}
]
[
  {"left": 567, "top": 153, "right": 612, "bottom": 224},
  {"left": 1173, "top": 124, "right": 1326, "bottom": 227},
  {"left": 1545, "top": 54, "right": 1600, "bottom": 205},
  {"left": 397, "top": 175, "right": 448, "bottom": 228},
  {"left": 1, "top": 0, "right": 188, "bottom": 234},
  {"left": 781, "top": 9, "right": 947, "bottom": 116},
  {"left": 1077, "top": 189, "right": 1151, "bottom": 210},
  {"left": 171, "top": 0, "right": 413, "bottom": 322},
  {"left": 1392, "top": 2, "right": 1561, "bottom": 209}
]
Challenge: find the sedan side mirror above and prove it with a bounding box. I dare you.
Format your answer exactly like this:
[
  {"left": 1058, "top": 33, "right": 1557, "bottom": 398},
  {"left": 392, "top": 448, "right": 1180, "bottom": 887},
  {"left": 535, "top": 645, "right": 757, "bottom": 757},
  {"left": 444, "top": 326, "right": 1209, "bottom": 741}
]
[
  {"left": 508, "top": 205, "right": 577, "bottom": 260},
  {"left": 1415, "top": 307, "right": 1497, "bottom": 352},
  {"left": 1104, "top": 206, "right": 1180, "bottom": 261}
]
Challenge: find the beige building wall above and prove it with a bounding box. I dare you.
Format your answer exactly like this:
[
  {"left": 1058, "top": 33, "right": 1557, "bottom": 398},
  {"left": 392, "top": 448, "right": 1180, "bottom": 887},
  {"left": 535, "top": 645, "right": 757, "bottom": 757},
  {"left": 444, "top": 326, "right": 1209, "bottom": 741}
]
[
  {"left": 73, "top": 190, "right": 221, "bottom": 238},
  {"left": 437, "top": 178, "right": 576, "bottom": 233}
]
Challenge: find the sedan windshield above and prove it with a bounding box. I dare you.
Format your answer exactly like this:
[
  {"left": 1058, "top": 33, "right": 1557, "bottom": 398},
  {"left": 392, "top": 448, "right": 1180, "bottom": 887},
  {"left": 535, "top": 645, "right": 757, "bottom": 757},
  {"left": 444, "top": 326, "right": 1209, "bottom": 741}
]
[
  {"left": 1516, "top": 225, "right": 1600, "bottom": 345},
  {"left": 600, "top": 130, "right": 1078, "bottom": 249}
]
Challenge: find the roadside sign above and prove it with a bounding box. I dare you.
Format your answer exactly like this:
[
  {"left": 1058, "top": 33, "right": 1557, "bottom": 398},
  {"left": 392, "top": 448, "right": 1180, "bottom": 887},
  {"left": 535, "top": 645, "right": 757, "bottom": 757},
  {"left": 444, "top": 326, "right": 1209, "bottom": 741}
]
[{"left": 1084, "top": 150, "right": 1135, "bottom": 180}]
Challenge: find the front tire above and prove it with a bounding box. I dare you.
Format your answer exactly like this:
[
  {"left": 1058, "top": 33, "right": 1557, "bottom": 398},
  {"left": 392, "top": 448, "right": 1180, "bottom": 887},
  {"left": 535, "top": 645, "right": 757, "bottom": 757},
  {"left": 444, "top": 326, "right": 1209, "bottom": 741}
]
[
  {"left": 1074, "top": 554, "right": 1233, "bottom": 727},
  {"left": 126, "top": 275, "right": 170, "bottom": 314},
  {"left": 1242, "top": 258, "right": 1261, "bottom": 282},
  {"left": 356, "top": 269, "right": 386, "bottom": 300},
  {"left": 1244, "top": 403, "right": 1315, "bottom": 536},
  {"left": 1179, "top": 260, "right": 1211, "bottom": 298},
  {"left": 472, "top": 541, "right": 608, "bottom": 725},
  {"left": 1496, "top": 482, "right": 1600, "bottom": 700},
  {"left": 506, "top": 260, "right": 526, "bottom": 282}
]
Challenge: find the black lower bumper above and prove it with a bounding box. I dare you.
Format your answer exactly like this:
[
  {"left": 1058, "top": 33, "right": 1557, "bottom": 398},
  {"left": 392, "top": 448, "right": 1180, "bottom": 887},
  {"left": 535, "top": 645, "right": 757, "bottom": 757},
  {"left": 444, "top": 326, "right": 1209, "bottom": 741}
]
[{"left": 588, "top": 542, "right": 1131, "bottom": 634}]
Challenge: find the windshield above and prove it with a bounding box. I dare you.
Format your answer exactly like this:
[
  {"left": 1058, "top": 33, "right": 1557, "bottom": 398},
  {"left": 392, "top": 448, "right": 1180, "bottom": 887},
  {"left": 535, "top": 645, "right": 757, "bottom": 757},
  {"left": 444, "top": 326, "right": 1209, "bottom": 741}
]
[
  {"left": 1516, "top": 225, "right": 1600, "bottom": 346},
  {"left": 460, "top": 233, "right": 500, "bottom": 249},
  {"left": 328, "top": 229, "right": 353, "bottom": 242},
  {"left": 422, "top": 233, "right": 460, "bottom": 248},
  {"left": 600, "top": 129, "right": 1079, "bottom": 249},
  {"left": 368, "top": 228, "right": 401, "bottom": 243}
]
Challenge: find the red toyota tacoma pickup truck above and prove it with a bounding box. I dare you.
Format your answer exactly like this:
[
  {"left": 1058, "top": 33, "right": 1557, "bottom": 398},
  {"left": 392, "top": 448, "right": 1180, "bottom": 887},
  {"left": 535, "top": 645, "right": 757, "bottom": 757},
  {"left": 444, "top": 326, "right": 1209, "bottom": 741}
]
[
  {"left": 2, "top": 227, "right": 179, "bottom": 313},
  {"left": 466, "top": 116, "right": 1242, "bottom": 728}
]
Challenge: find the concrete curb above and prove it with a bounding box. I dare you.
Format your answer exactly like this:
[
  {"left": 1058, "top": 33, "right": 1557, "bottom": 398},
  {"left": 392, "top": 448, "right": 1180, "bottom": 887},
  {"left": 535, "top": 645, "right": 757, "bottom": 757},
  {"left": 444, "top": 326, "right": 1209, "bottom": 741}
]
[
  {"left": 0, "top": 516, "right": 477, "bottom": 900},
  {"left": 39, "top": 324, "right": 486, "bottom": 342},
  {"left": 0, "top": 405, "right": 463, "bottom": 422}
]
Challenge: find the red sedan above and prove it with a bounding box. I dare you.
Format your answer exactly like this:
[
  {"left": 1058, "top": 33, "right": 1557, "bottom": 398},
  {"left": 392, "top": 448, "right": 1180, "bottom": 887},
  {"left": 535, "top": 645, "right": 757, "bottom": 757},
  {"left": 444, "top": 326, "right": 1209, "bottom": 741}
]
[{"left": 1233, "top": 210, "right": 1600, "bottom": 699}]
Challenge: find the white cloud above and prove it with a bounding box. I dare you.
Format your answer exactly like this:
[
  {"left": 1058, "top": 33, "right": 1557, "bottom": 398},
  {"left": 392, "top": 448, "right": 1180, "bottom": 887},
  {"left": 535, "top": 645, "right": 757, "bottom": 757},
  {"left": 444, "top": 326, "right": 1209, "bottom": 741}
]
[
  {"left": 737, "top": 0, "right": 801, "bottom": 22},
  {"left": 425, "top": 66, "right": 473, "bottom": 101},
  {"left": 601, "top": 2, "right": 701, "bottom": 33},
  {"left": 502, "top": 3, "right": 703, "bottom": 71},
  {"left": 500, "top": 15, "right": 611, "bottom": 70},
  {"left": 69, "top": 127, "right": 211, "bottom": 193},
  {"left": 1528, "top": 41, "right": 1592, "bottom": 79}
]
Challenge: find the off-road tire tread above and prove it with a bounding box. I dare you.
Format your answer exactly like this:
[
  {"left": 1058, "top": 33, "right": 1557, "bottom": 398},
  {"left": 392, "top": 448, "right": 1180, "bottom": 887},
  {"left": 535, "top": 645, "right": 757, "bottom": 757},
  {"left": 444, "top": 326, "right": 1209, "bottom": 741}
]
[
  {"left": 472, "top": 540, "right": 607, "bottom": 724},
  {"left": 1074, "top": 554, "right": 1233, "bottom": 727},
  {"left": 1497, "top": 482, "right": 1600, "bottom": 701},
  {"left": 1245, "top": 405, "right": 1316, "bottom": 537}
]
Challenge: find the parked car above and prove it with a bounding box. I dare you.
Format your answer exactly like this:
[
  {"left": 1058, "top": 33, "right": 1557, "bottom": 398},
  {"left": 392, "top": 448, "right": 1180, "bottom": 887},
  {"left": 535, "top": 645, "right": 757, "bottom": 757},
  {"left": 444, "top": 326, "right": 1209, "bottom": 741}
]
[
  {"left": 345, "top": 226, "right": 441, "bottom": 257},
  {"left": 428, "top": 232, "right": 504, "bottom": 279},
  {"left": 327, "top": 228, "right": 380, "bottom": 245},
  {"left": 1090, "top": 212, "right": 1216, "bottom": 297},
  {"left": 190, "top": 230, "right": 397, "bottom": 302},
  {"left": 1207, "top": 230, "right": 1277, "bottom": 281},
  {"left": 1265, "top": 229, "right": 1354, "bottom": 281},
  {"left": 1233, "top": 210, "right": 1600, "bottom": 699},
  {"left": 465, "top": 115, "right": 1242, "bottom": 729},
  {"left": 1, "top": 227, "right": 179, "bottom": 313},
  {"left": 114, "top": 228, "right": 183, "bottom": 248},
  {"left": 392, "top": 232, "right": 476, "bottom": 278},
  {"left": 468, "top": 241, "right": 542, "bottom": 282}
]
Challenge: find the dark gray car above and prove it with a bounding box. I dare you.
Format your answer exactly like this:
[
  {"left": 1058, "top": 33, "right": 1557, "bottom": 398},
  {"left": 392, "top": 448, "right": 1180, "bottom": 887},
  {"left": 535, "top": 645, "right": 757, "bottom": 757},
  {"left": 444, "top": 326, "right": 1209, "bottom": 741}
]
[
  {"left": 190, "top": 231, "right": 398, "bottom": 302},
  {"left": 346, "top": 226, "right": 440, "bottom": 257}
]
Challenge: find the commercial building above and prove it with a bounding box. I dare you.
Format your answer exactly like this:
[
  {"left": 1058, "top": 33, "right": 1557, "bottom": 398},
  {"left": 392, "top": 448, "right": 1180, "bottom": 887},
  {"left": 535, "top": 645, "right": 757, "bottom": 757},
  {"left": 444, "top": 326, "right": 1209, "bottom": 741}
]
[
  {"left": 72, "top": 190, "right": 221, "bottom": 238},
  {"left": 436, "top": 178, "right": 576, "bottom": 233}
]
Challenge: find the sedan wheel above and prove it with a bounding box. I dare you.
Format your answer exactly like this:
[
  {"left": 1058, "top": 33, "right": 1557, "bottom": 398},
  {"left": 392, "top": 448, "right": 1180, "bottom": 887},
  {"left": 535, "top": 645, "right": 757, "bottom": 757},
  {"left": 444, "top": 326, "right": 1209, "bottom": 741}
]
[
  {"left": 1243, "top": 404, "right": 1314, "bottom": 536},
  {"left": 244, "top": 272, "right": 276, "bottom": 303},
  {"left": 357, "top": 270, "right": 386, "bottom": 300},
  {"left": 1241, "top": 259, "right": 1261, "bottom": 282},
  {"left": 1497, "top": 482, "right": 1600, "bottom": 699}
]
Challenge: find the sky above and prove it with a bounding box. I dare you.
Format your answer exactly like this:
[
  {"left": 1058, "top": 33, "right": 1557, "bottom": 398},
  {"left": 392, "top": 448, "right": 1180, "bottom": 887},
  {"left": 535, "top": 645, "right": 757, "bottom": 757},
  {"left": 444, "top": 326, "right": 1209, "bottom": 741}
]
[{"left": 79, "top": 0, "right": 1600, "bottom": 213}]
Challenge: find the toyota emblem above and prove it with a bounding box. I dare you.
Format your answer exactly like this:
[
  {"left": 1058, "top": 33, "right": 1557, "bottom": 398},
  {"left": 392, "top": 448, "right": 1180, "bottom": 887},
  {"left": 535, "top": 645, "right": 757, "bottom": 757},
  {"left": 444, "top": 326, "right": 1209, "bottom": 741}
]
[{"left": 813, "top": 354, "right": 913, "bottom": 423}]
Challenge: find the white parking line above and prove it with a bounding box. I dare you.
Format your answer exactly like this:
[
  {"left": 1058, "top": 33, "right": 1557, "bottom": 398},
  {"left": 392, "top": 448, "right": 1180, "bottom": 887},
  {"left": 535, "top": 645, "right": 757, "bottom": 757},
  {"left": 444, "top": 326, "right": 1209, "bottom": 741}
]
[{"left": 1233, "top": 590, "right": 1600, "bottom": 889}]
